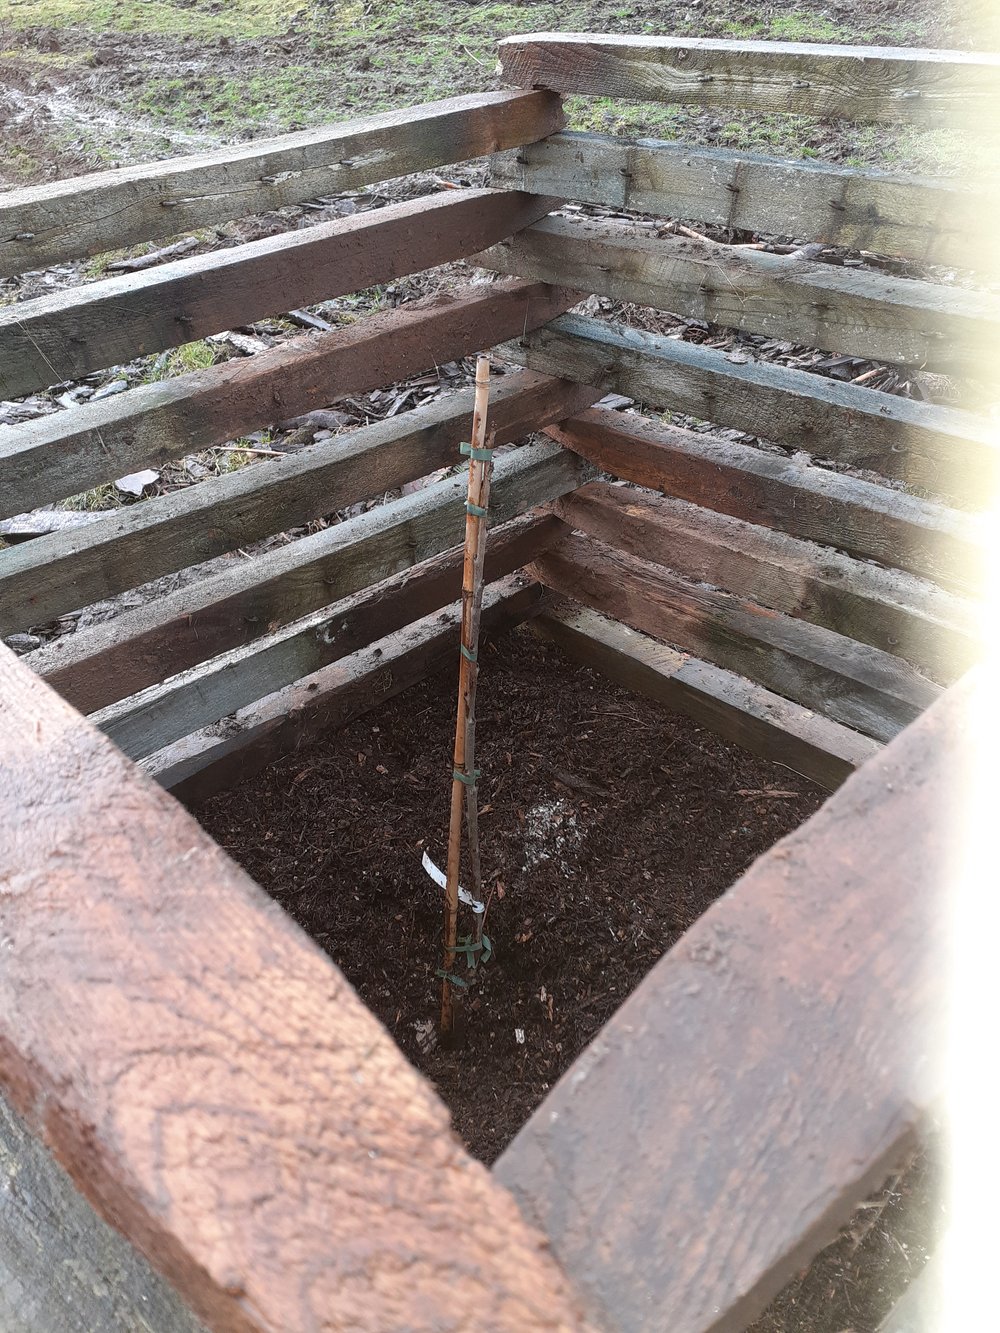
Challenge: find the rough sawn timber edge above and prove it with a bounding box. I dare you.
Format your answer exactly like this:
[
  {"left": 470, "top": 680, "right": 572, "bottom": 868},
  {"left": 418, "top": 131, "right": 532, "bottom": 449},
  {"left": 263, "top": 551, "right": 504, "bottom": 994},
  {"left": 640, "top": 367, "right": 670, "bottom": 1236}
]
[
  {"left": 495, "top": 666, "right": 968, "bottom": 1332},
  {"left": 0, "top": 640, "right": 588, "bottom": 1333}
]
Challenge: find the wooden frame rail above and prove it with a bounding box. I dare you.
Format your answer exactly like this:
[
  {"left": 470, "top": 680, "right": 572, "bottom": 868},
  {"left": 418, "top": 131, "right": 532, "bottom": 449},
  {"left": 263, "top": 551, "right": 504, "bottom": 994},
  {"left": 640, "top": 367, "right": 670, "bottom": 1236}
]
[
  {"left": 0, "top": 90, "right": 564, "bottom": 277},
  {"left": 498, "top": 35, "right": 1000, "bottom": 122},
  {"left": 493, "top": 132, "right": 996, "bottom": 270},
  {"left": 479, "top": 216, "right": 999, "bottom": 374},
  {"left": 498, "top": 315, "right": 998, "bottom": 507},
  {"left": 0, "top": 639, "right": 588, "bottom": 1332},
  {"left": 495, "top": 666, "right": 966, "bottom": 1330}
]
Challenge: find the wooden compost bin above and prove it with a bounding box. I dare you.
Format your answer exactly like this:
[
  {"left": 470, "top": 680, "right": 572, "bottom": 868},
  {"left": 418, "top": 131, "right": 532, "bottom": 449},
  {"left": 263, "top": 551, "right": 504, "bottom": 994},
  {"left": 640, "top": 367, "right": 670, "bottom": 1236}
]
[{"left": 0, "top": 33, "right": 994, "bottom": 1333}]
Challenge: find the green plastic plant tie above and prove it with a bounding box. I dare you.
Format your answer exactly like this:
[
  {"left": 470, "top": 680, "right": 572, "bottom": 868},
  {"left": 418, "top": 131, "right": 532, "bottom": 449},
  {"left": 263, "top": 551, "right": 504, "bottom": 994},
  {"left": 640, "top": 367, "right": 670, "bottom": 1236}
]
[
  {"left": 460, "top": 643, "right": 478, "bottom": 662},
  {"left": 453, "top": 767, "right": 481, "bottom": 785},
  {"left": 465, "top": 501, "right": 488, "bottom": 517},
  {"left": 460, "top": 442, "right": 495, "bottom": 461}
]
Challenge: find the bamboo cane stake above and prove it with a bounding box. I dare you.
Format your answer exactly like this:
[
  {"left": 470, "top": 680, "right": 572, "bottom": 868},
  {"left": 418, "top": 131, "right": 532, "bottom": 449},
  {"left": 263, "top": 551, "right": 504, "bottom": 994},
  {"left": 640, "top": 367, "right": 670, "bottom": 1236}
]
[{"left": 441, "top": 355, "right": 493, "bottom": 1037}]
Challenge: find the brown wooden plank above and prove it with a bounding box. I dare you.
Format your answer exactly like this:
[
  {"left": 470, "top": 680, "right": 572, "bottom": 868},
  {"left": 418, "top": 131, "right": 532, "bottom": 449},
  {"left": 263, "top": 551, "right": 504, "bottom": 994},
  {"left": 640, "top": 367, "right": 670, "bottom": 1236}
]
[
  {"left": 499, "top": 315, "right": 998, "bottom": 507},
  {"left": 532, "top": 532, "right": 939, "bottom": 744},
  {"left": 498, "top": 34, "right": 1000, "bottom": 123},
  {"left": 150, "top": 574, "right": 544, "bottom": 804},
  {"left": 556, "top": 482, "right": 979, "bottom": 683},
  {"left": 1, "top": 369, "right": 596, "bottom": 636},
  {"left": 533, "top": 600, "right": 878, "bottom": 786},
  {"left": 91, "top": 450, "right": 579, "bottom": 760},
  {"left": 1, "top": 1091, "right": 206, "bottom": 1333},
  {"left": 492, "top": 132, "right": 994, "bottom": 269},
  {"left": 478, "top": 215, "right": 999, "bottom": 373},
  {"left": 0, "top": 91, "right": 564, "bottom": 278},
  {"left": 0, "top": 187, "right": 558, "bottom": 399},
  {"left": 495, "top": 665, "right": 969, "bottom": 1330},
  {"left": 546, "top": 407, "right": 985, "bottom": 593},
  {"left": 0, "top": 634, "right": 587, "bottom": 1333},
  {"left": 0, "top": 279, "right": 579, "bottom": 521},
  {"left": 28, "top": 379, "right": 596, "bottom": 713}
]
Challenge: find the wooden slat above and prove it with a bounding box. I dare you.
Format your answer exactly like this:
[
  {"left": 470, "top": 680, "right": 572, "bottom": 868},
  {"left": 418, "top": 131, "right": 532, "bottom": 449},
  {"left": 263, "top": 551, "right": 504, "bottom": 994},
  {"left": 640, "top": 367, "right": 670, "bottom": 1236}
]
[
  {"left": 556, "top": 482, "right": 979, "bottom": 683},
  {"left": 499, "top": 314, "right": 999, "bottom": 506},
  {"left": 0, "top": 369, "right": 596, "bottom": 636},
  {"left": 546, "top": 407, "right": 985, "bottom": 593},
  {"left": 495, "top": 664, "right": 967, "bottom": 1331},
  {"left": 478, "top": 215, "right": 999, "bottom": 373},
  {"left": 532, "top": 533, "right": 939, "bottom": 744},
  {"left": 28, "top": 380, "right": 595, "bottom": 713},
  {"left": 0, "top": 636, "right": 586, "bottom": 1333},
  {"left": 0, "top": 91, "right": 564, "bottom": 278},
  {"left": 0, "top": 187, "right": 558, "bottom": 399},
  {"left": 492, "top": 132, "right": 993, "bottom": 269},
  {"left": 91, "top": 448, "right": 581, "bottom": 759},
  {"left": 148, "top": 574, "right": 543, "bottom": 803},
  {"left": 498, "top": 34, "right": 1000, "bottom": 123},
  {"left": 0, "top": 279, "right": 578, "bottom": 521},
  {"left": 1, "top": 1091, "right": 205, "bottom": 1333},
  {"left": 533, "top": 601, "right": 878, "bottom": 787}
]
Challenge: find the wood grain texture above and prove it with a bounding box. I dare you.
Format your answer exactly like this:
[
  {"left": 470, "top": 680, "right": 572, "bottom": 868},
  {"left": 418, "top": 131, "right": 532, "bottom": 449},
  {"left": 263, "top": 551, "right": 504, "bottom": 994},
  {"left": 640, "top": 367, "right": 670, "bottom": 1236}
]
[
  {"left": 492, "top": 132, "right": 993, "bottom": 269},
  {"left": 496, "top": 664, "right": 970, "bottom": 1330},
  {"left": 478, "top": 215, "right": 999, "bottom": 373},
  {"left": 0, "top": 637, "right": 588, "bottom": 1333},
  {"left": 0, "top": 279, "right": 579, "bottom": 520},
  {"left": 532, "top": 601, "right": 877, "bottom": 787},
  {"left": 531, "top": 532, "right": 939, "bottom": 744},
  {"left": 0, "top": 91, "right": 564, "bottom": 278},
  {"left": 91, "top": 447, "right": 581, "bottom": 759},
  {"left": 27, "top": 380, "right": 596, "bottom": 714},
  {"left": 0, "top": 1091, "right": 206, "bottom": 1333},
  {"left": 0, "top": 187, "right": 558, "bottom": 398},
  {"left": 148, "top": 574, "right": 544, "bottom": 803},
  {"left": 546, "top": 407, "right": 985, "bottom": 593},
  {"left": 556, "top": 482, "right": 979, "bottom": 683},
  {"left": 498, "top": 315, "right": 999, "bottom": 507},
  {"left": 1, "top": 368, "right": 596, "bottom": 636},
  {"left": 497, "top": 34, "right": 1000, "bottom": 123}
]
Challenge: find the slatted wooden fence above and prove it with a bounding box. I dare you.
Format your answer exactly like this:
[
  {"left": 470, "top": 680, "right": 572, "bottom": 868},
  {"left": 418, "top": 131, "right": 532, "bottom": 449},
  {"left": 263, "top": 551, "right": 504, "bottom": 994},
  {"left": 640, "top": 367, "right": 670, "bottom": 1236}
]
[{"left": 0, "top": 34, "right": 990, "bottom": 1332}]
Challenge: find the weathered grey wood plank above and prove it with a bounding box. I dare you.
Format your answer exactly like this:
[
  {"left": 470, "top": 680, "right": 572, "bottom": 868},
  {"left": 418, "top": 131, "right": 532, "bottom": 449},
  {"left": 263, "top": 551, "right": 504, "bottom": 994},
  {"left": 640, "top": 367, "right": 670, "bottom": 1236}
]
[
  {"left": 147, "top": 574, "right": 544, "bottom": 803},
  {"left": 0, "top": 278, "right": 577, "bottom": 520},
  {"left": 0, "top": 1091, "right": 206, "bottom": 1333},
  {"left": 492, "top": 132, "right": 993, "bottom": 269},
  {"left": 0, "top": 91, "right": 564, "bottom": 278},
  {"left": 1, "top": 369, "right": 596, "bottom": 636},
  {"left": 0, "top": 187, "right": 558, "bottom": 398},
  {"left": 0, "top": 636, "right": 587, "bottom": 1333},
  {"left": 532, "top": 531, "right": 940, "bottom": 744},
  {"left": 495, "top": 664, "right": 967, "bottom": 1331},
  {"left": 499, "top": 315, "right": 999, "bottom": 506},
  {"left": 556, "top": 482, "right": 979, "bottom": 683},
  {"left": 478, "top": 215, "right": 999, "bottom": 373},
  {"left": 92, "top": 445, "right": 582, "bottom": 758},
  {"left": 547, "top": 407, "right": 985, "bottom": 593},
  {"left": 498, "top": 34, "right": 1000, "bottom": 123},
  {"left": 533, "top": 601, "right": 878, "bottom": 787}
]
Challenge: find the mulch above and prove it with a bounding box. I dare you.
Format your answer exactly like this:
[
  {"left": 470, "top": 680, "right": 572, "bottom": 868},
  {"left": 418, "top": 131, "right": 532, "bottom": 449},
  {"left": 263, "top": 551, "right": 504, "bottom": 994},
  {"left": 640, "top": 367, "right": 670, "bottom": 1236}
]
[
  {"left": 197, "top": 624, "right": 823, "bottom": 1162},
  {"left": 196, "top": 624, "right": 939, "bottom": 1331}
]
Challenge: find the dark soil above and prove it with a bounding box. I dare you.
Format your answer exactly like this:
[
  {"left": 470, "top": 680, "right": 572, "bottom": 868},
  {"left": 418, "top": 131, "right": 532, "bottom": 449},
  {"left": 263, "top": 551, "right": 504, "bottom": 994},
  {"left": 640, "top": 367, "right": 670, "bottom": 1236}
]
[
  {"left": 196, "top": 625, "right": 941, "bottom": 1331},
  {"left": 197, "top": 625, "right": 824, "bottom": 1163}
]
